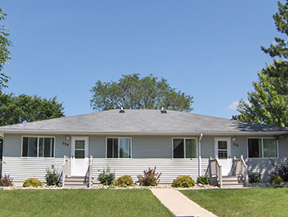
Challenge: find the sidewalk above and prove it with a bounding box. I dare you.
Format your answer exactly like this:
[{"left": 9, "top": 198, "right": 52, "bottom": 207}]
[{"left": 151, "top": 189, "right": 217, "bottom": 217}]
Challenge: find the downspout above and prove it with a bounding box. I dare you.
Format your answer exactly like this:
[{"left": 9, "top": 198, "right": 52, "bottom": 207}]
[{"left": 198, "top": 134, "right": 203, "bottom": 177}]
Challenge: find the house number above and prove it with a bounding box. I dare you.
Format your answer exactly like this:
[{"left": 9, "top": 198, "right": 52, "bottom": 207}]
[
  {"left": 62, "top": 142, "right": 69, "bottom": 146},
  {"left": 233, "top": 143, "right": 239, "bottom": 147}
]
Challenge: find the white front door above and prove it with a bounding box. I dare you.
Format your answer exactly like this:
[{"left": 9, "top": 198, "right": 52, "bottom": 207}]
[
  {"left": 71, "top": 136, "right": 89, "bottom": 176},
  {"left": 214, "top": 137, "right": 232, "bottom": 176}
]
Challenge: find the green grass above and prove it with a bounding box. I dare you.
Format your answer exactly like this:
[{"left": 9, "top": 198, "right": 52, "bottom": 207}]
[
  {"left": 180, "top": 187, "right": 288, "bottom": 217},
  {"left": 0, "top": 189, "right": 173, "bottom": 217}
]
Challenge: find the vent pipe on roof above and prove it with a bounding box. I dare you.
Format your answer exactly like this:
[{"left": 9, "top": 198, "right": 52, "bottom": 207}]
[
  {"left": 119, "top": 107, "right": 125, "bottom": 113},
  {"left": 161, "top": 107, "right": 167, "bottom": 113}
]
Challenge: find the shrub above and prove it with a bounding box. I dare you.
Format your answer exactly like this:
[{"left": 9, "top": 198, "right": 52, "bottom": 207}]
[
  {"left": 97, "top": 166, "right": 115, "bottom": 185},
  {"left": 172, "top": 175, "right": 196, "bottom": 188},
  {"left": 269, "top": 158, "right": 288, "bottom": 181},
  {"left": 197, "top": 175, "right": 210, "bottom": 185},
  {"left": 115, "top": 175, "right": 135, "bottom": 187},
  {"left": 0, "top": 174, "right": 13, "bottom": 187},
  {"left": 137, "top": 166, "right": 162, "bottom": 186},
  {"left": 249, "top": 172, "right": 261, "bottom": 183},
  {"left": 23, "top": 178, "right": 43, "bottom": 187},
  {"left": 269, "top": 176, "right": 284, "bottom": 185},
  {"left": 45, "top": 167, "right": 60, "bottom": 186}
]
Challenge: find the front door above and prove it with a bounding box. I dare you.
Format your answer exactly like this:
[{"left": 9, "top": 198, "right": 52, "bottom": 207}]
[
  {"left": 214, "top": 137, "right": 232, "bottom": 176},
  {"left": 71, "top": 136, "right": 89, "bottom": 176}
]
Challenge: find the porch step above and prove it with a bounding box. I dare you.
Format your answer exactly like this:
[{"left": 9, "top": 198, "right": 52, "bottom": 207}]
[
  {"left": 221, "top": 176, "right": 244, "bottom": 188},
  {"left": 63, "top": 176, "right": 89, "bottom": 188}
]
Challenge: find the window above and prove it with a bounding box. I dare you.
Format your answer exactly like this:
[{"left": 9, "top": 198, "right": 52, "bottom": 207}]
[
  {"left": 173, "top": 138, "right": 197, "bottom": 158},
  {"left": 217, "top": 141, "right": 228, "bottom": 159},
  {"left": 22, "top": 136, "right": 55, "bottom": 157},
  {"left": 107, "top": 138, "right": 131, "bottom": 158},
  {"left": 248, "top": 138, "right": 278, "bottom": 158}
]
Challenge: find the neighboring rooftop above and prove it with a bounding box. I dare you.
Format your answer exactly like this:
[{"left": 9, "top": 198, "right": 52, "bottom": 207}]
[{"left": 0, "top": 109, "right": 286, "bottom": 135}]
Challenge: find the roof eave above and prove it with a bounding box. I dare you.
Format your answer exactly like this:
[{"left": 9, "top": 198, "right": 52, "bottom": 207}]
[{"left": 0, "top": 129, "right": 286, "bottom": 137}]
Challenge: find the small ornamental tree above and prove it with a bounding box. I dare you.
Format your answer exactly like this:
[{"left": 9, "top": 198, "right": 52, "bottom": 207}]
[{"left": 137, "top": 166, "right": 162, "bottom": 186}]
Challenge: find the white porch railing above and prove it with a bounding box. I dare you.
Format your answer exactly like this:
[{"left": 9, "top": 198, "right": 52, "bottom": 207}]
[
  {"left": 232, "top": 155, "right": 248, "bottom": 186},
  {"left": 209, "top": 156, "right": 222, "bottom": 187},
  {"left": 62, "top": 155, "right": 69, "bottom": 187},
  {"left": 62, "top": 155, "right": 93, "bottom": 188},
  {"left": 88, "top": 155, "right": 93, "bottom": 188}
]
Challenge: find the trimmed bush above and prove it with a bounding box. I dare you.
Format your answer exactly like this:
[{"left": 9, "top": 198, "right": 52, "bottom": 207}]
[
  {"left": 172, "top": 175, "right": 196, "bottom": 188},
  {"left": 269, "top": 176, "right": 284, "bottom": 185},
  {"left": 137, "top": 166, "right": 162, "bottom": 186},
  {"left": 0, "top": 174, "right": 13, "bottom": 187},
  {"left": 97, "top": 166, "right": 115, "bottom": 185},
  {"left": 23, "top": 178, "right": 43, "bottom": 187},
  {"left": 116, "top": 175, "right": 135, "bottom": 187},
  {"left": 197, "top": 175, "right": 210, "bottom": 185},
  {"left": 249, "top": 172, "right": 261, "bottom": 183},
  {"left": 45, "top": 167, "right": 60, "bottom": 186}
]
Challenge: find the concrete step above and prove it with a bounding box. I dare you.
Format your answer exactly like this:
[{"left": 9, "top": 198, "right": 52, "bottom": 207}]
[
  {"left": 222, "top": 176, "right": 238, "bottom": 180},
  {"left": 64, "top": 181, "right": 87, "bottom": 185},
  {"left": 222, "top": 181, "right": 241, "bottom": 185},
  {"left": 221, "top": 176, "right": 244, "bottom": 188},
  {"left": 64, "top": 176, "right": 89, "bottom": 188},
  {"left": 222, "top": 184, "right": 244, "bottom": 189}
]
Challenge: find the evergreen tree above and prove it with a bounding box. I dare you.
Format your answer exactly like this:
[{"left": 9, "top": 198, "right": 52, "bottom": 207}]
[
  {"left": 233, "top": 1, "right": 288, "bottom": 127},
  {"left": 0, "top": 8, "right": 12, "bottom": 90}
]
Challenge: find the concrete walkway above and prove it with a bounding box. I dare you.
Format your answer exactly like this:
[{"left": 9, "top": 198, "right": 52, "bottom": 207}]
[{"left": 151, "top": 189, "right": 217, "bottom": 217}]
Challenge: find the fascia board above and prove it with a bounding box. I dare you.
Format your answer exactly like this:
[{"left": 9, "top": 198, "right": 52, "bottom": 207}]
[{"left": 0, "top": 130, "right": 286, "bottom": 137}]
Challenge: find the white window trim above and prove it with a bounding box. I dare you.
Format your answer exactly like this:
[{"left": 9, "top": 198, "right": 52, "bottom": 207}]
[
  {"left": 247, "top": 137, "right": 279, "bottom": 159},
  {"left": 105, "top": 137, "right": 132, "bottom": 159},
  {"left": 172, "top": 137, "right": 198, "bottom": 159},
  {"left": 21, "top": 135, "right": 56, "bottom": 158}
]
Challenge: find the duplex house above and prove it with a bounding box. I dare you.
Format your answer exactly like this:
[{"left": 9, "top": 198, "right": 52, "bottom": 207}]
[{"left": 0, "top": 108, "right": 287, "bottom": 187}]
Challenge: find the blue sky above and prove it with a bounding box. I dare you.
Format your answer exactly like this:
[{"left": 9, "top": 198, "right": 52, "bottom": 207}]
[{"left": 1, "top": 0, "right": 280, "bottom": 119}]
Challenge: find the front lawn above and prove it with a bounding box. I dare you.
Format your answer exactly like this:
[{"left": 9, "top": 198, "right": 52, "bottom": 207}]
[
  {"left": 0, "top": 189, "right": 172, "bottom": 217},
  {"left": 180, "top": 187, "right": 288, "bottom": 217}
]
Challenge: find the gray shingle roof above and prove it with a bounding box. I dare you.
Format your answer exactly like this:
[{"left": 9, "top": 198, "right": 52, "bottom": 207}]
[{"left": 0, "top": 109, "right": 286, "bottom": 135}]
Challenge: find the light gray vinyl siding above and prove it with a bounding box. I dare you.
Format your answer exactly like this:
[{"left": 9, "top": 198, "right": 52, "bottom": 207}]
[
  {"left": 200, "top": 137, "right": 214, "bottom": 158},
  {"left": 89, "top": 136, "right": 105, "bottom": 158},
  {"left": 92, "top": 158, "right": 198, "bottom": 183},
  {"left": 2, "top": 156, "right": 63, "bottom": 182},
  {"left": 230, "top": 136, "right": 248, "bottom": 158},
  {"left": 201, "top": 158, "right": 210, "bottom": 176},
  {"left": 3, "top": 133, "right": 288, "bottom": 183},
  {"left": 3, "top": 134, "right": 21, "bottom": 157},
  {"left": 245, "top": 137, "right": 288, "bottom": 181},
  {"left": 2, "top": 134, "right": 68, "bottom": 182},
  {"left": 132, "top": 136, "right": 172, "bottom": 158}
]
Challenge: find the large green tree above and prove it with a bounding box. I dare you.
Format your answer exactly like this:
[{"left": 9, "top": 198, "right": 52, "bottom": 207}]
[
  {"left": 0, "top": 8, "right": 12, "bottom": 90},
  {"left": 0, "top": 93, "right": 65, "bottom": 126},
  {"left": 90, "top": 74, "right": 193, "bottom": 112},
  {"left": 233, "top": 1, "right": 288, "bottom": 127}
]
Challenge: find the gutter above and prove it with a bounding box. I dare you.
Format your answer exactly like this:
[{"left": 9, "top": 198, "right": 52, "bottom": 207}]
[{"left": 198, "top": 133, "right": 203, "bottom": 177}]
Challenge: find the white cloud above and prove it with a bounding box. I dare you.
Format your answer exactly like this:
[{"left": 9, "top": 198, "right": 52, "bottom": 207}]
[{"left": 226, "top": 101, "right": 239, "bottom": 111}]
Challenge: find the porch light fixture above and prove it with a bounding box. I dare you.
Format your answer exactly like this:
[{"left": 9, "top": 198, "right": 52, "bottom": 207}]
[
  {"left": 161, "top": 107, "right": 167, "bottom": 113},
  {"left": 66, "top": 136, "right": 70, "bottom": 141},
  {"left": 232, "top": 137, "right": 236, "bottom": 142},
  {"left": 119, "top": 107, "right": 125, "bottom": 113}
]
